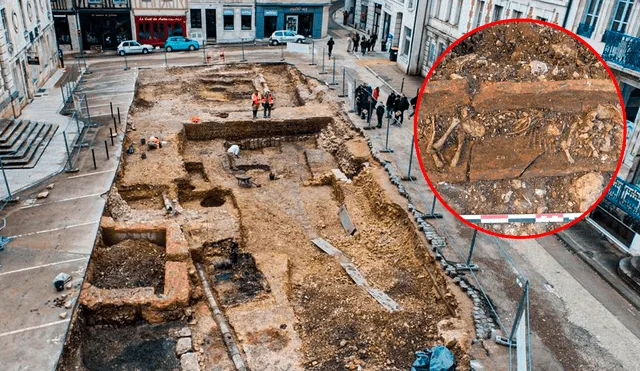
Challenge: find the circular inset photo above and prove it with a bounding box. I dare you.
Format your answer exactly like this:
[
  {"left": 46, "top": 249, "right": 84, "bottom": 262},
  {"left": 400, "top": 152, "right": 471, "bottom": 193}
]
[{"left": 414, "top": 20, "right": 626, "bottom": 238}]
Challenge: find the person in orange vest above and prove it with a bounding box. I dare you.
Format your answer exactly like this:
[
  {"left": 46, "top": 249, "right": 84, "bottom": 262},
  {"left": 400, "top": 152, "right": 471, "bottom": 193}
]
[
  {"left": 251, "top": 90, "right": 261, "bottom": 119},
  {"left": 262, "top": 90, "right": 274, "bottom": 118}
]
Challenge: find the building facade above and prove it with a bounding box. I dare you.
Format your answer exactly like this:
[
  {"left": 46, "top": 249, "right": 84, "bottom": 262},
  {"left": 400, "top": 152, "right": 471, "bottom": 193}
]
[
  {"left": 568, "top": 0, "right": 640, "bottom": 254},
  {"left": 255, "top": 0, "right": 330, "bottom": 39},
  {"left": 74, "top": 0, "right": 132, "bottom": 51},
  {"left": 0, "top": 0, "right": 58, "bottom": 118},
  {"left": 187, "top": 0, "right": 255, "bottom": 44},
  {"left": 131, "top": 0, "right": 188, "bottom": 47}
]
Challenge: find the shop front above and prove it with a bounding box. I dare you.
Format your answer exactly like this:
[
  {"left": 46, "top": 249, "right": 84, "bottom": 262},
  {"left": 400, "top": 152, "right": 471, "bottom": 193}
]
[
  {"left": 256, "top": 4, "right": 328, "bottom": 39},
  {"left": 79, "top": 11, "right": 132, "bottom": 50},
  {"left": 135, "top": 16, "right": 186, "bottom": 47}
]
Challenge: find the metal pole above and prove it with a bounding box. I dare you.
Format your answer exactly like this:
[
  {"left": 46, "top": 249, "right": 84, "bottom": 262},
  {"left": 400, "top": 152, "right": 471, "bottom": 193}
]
[
  {"left": 401, "top": 77, "right": 405, "bottom": 93},
  {"left": 112, "top": 115, "right": 117, "bottom": 131},
  {"left": 367, "top": 99, "right": 372, "bottom": 128},
  {"left": 84, "top": 95, "right": 94, "bottom": 127},
  {"left": 310, "top": 39, "right": 316, "bottom": 65},
  {"left": 319, "top": 48, "right": 326, "bottom": 74},
  {"left": 164, "top": 49, "right": 168, "bottom": 67},
  {"left": 63, "top": 131, "right": 72, "bottom": 171},
  {"left": 0, "top": 158, "right": 12, "bottom": 200},
  {"left": 466, "top": 229, "right": 478, "bottom": 266},
  {"left": 353, "top": 79, "right": 357, "bottom": 111},
  {"left": 203, "top": 41, "right": 207, "bottom": 64},
  {"left": 74, "top": 112, "right": 80, "bottom": 132},
  {"left": 104, "top": 140, "right": 110, "bottom": 160},
  {"left": 117, "top": 107, "right": 121, "bottom": 124},
  {"left": 383, "top": 114, "right": 393, "bottom": 151},
  {"left": 330, "top": 57, "right": 337, "bottom": 85},
  {"left": 430, "top": 194, "right": 437, "bottom": 215},
  {"left": 340, "top": 67, "right": 346, "bottom": 97},
  {"left": 123, "top": 53, "right": 129, "bottom": 71},
  {"left": 110, "top": 102, "right": 113, "bottom": 118},
  {"left": 240, "top": 38, "right": 247, "bottom": 62},
  {"left": 60, "top": 85, "right": 65, "bottom": 102},
  {"left": 406, "top": 135, "right": 414, "bottom": 179},
  {"left": 91, "top": 149, "right": 97, "bottom": 170},
  {"left": 280, "top": 43, "right": 284, "bottom": 61},
  {"left": 109, "top": 128, "right": 114, "bottom": 146}
]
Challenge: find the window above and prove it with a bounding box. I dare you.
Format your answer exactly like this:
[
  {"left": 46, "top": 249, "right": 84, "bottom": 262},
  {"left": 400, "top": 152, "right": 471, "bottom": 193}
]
[
  {"left": 402, "top": 27, "right": 411, "bottom": 56},
  {"left": 223, "top": 10, "right": 234, "bottom": 30},
  {"left": 445, "top": 0, "right": 453, "bottom": 22},
  {"left": 536, "top": 16, "right": 548, "bottom": 22},
  {"left": 2, "top": 9, "right": 12, "bottom": 46},
  {"left": 428, "top": 41, "right": 436, "bottom": 62},
  {"left": 610, "top": 0, "right": 634, "bottom": 33},
  {"left": 475, "top": 1, "right": 485, "bottom": 28},
  {"left": 512, "top": 10, "right": 523, "bottom": 18},
  {"left": 453, "top": 0, "right": 462, "bottom": 24},
  {"left": 493, "top": 5, "right": 503, "bottom": 21},
  {"left": 190, "top": 9, "right": 202, "bottom": 28},
  {"left": 241, "top": 9, "right": 251, "bottom": 30}
]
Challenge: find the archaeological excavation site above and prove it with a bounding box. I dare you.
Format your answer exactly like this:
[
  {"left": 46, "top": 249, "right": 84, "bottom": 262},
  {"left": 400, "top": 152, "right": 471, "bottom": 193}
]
[
  {"left": 54, "top": 63, "right": 501, "bottom": 371},
  {"left": 416, "top": 21, "right": 624, "bottom": 236}
]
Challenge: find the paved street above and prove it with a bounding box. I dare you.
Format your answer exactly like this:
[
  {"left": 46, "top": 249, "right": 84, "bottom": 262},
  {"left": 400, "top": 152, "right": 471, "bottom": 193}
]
[{"left": 0, "top": 4, "right": 638, "bottom": 370}]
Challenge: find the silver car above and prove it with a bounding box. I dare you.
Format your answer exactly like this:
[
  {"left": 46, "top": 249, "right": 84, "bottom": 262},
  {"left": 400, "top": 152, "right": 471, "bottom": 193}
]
[
  {"left": 117, "top": 40, "right": 154, "bottom": 56},
  {"left": 269, "top": 30, "right": 305, "bottom": 45}
]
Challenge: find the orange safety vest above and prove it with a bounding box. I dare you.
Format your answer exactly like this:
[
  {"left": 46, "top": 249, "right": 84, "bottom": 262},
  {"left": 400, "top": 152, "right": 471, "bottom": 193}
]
[
  {"left": 262, "top": 95, "right": 273, "bottom": 104},
  {"left": 252, "top": 93, "right": 261, "bottom": 104}
]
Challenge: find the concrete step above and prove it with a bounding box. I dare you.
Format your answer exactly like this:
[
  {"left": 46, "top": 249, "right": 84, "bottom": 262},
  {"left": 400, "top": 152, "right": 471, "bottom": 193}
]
[
  {"left": 0, "top": 121, "right": 35, "bottom": 155},
  {"left": 1, "top": 123, "right": 58, "bottom": 169},
  {"left": 0, "top": 120, "right": 29, "bottom": 147}
]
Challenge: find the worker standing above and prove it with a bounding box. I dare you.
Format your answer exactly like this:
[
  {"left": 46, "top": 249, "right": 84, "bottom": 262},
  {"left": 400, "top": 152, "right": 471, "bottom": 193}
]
[
  {"left": 376, "top": 103, "right": 385, "bottom": 128},
  {"left": 262, "top": 90, "right": 274, "bottom": 118},
  {"left": 251, "top": 90, "right": 261, "bottom": 119},
  {"left": 327, "top": 37, "right": 335, "bottom": 58},
  {"left": 227, "top": 144, "right": 240, "bottom": 170}
]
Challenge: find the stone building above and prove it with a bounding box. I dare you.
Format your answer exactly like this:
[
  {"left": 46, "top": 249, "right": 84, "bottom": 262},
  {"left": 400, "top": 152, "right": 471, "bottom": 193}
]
[
  {"left": 0, "top": 0, "right": 58, "bottom": 118},
  {"left": 187, "top": 0, "right": 256, "bottom": 44},
  {"left": 131, "top": 0, "right": 188, "bottom": 48}
]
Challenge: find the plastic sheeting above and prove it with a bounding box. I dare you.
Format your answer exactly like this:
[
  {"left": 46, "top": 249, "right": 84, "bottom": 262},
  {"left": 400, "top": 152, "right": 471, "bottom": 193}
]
[{"left": 411, "top": 345, "right": 456, "bottom": 371}]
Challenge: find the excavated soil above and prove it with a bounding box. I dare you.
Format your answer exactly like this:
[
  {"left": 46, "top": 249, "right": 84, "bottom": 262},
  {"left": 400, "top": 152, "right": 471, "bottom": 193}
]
[
  {"left": 93, "top": 63, "right": 476, "bottom": 370},
  {"left": 89, "top": 238, "right": 165, "bottom": 294},
  {"left": 418, "top": 22, "right": 623, "bottom": 236}
]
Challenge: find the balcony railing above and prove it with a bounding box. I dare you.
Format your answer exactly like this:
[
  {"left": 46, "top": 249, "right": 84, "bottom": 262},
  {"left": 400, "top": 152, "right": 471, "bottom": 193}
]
[
  {"left": 602, "top": 30, "right": 640, "bottom": 72},
  {"left": 606, "top": 177, "right": 640, "bottom": 220},
  {"left": 576, "top": 22, "right": 595, "bottom": 38}
]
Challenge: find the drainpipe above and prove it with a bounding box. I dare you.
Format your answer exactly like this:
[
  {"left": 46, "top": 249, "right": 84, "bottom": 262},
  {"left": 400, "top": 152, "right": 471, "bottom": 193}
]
[
  {"left": 562, "top": 0, "right": 574, "bottom": 29},
  {"left": 406, "top": 0, "right": 427, "bottom": 76}
]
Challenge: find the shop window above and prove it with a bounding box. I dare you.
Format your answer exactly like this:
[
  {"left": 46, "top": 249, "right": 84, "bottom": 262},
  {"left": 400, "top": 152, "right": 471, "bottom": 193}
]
[
  {"left": 190, "top": 9, "right": 202, "bottom": 29},
  {"left": 159, "top": 23, "right": 165, "bottom": 39},
  {"left": 241, "top": 10, "right": 251, "bottom": 30},
  {"left": 224, "top": 10, "right": 234, "bottom": 30}
]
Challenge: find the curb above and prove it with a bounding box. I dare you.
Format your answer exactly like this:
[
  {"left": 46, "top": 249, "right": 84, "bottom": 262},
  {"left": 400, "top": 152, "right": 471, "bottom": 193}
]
[{"left": 555, "top": 230, "right": 640, "bottom": 311}]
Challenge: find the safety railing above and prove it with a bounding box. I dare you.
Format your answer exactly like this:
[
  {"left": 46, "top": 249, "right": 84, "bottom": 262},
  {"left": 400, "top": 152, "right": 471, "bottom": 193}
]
[
  {"left": 605, "top": 177, "right": 640, "bottom": 221},
  {"left": 576, "top": 22, "right": 595, "bottom": 38},
  {"left": 602, "top": 30, "right": 640, "bottom": 73}
]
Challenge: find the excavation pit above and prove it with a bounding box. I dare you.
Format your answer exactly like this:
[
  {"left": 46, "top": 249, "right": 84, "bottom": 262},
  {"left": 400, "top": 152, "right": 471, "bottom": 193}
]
[
  {"left": 118, "top": 184, "right": 168, "bottom": 211},
  {"left": 57, "top": 316, "right": 187, "bottom": 371},
  {"left": 197, "top": 239, "right": 269, "bottom": 307}
]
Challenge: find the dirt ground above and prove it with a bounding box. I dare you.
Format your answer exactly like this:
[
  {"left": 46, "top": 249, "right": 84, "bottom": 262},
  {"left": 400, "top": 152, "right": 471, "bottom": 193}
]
[
  {"left": 62, "top": 63, "right": 488, "bottom": 370},
  {"left": 417, "top": 22, "right": 623, "bottom": 236},
  {"left": 89, "top": 238, "right": 165, "bottom": 294}
]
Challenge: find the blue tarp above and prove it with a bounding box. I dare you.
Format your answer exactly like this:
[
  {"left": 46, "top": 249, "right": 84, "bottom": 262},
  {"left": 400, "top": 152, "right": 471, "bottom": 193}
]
[
  {"left": 411, "top": 345, "right": 456, "bottom": 371},
  {"left": 0, "top": 236, "right": 11, "bottom": 252}
]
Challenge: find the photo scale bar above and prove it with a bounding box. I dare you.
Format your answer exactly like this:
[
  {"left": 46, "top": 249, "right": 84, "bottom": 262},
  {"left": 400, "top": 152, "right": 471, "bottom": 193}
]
[{"left": 461, "top": 213, "right": 583, "bottom": 224}]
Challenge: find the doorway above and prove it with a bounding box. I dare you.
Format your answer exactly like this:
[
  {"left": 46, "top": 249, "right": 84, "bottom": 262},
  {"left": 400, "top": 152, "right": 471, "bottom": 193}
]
[
  {"left": 298, "top": 14, "right": 313, "bottom": 37},
  {"left": 373, "top": 4, "right": 381, "bottom": 35},
  {"left": 382, "top": 12, "right": 391, "bottom": 39},
  {"left": 205, "top": 9, "right": 216, "bottom": 39},
  {"left": 264, "top": 16, "right": 277, "bottom": 38}
]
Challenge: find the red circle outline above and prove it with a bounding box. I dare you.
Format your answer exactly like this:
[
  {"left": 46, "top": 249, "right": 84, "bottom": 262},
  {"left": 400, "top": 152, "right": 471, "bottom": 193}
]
[{"left": 412, "top": 18, "right": 628, "bottom": 239}]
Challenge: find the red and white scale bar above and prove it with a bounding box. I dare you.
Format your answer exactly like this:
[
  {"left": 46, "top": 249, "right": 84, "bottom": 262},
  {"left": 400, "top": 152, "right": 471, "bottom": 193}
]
[{"left": 461, "top": 213, "right": 583, "bottom": 224}]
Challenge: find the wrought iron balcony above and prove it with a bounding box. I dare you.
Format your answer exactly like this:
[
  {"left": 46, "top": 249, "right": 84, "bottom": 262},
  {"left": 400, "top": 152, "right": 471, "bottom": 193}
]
[
  {"left": 602, "top": 30, "right": 640, "bottom": 72},
  {"left": 606, "top": 177, "right": 640, "bottom": 219},
  {"left": 576, "top": 22, "right": 595, "bottom": 38}
]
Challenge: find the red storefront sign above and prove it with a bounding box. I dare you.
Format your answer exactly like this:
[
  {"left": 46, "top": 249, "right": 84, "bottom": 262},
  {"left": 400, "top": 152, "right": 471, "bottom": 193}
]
[{"left": 135, "top": 16, "right": 186, "bottom": 47}]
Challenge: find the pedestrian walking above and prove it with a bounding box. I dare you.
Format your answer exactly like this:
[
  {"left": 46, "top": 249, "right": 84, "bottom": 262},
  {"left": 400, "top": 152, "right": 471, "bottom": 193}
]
[
  {"left": 227, "top": 144, "right": 240, "bottom": 170},
  {"left": 251, "top": 90, "right": 261, "bottom": 119},
  {"left": 397, "top": 94, "right": 410, "bottom": 125},
  {"left": 360, "top": 38, "right": 367, "bottom": 56},
  {"left": 370, "top": 34, "right": 378, "bottom": 52},
  {"left": 354, "top": 33, "right": 360, "bottom": 52},
  {"left": 262, "top": 90, "right": 274, "bottom": 118},
  {"left": 372, "top": 86, "right": 380, "bottom": 102},
  {"left": 343, "top": 10, "right": 349, "bottom": 25},
  {"left": 347, "top": 35, "right": 353, "bottom": 52},
  {"left": 327, "top": 37, "right": 335, "bottom": 58},
  {"left": 386, "top": 92, "right": 396, "bottom": 118},
  {"left": 376, "top": 103, "right": 385, "bottom": 128}
]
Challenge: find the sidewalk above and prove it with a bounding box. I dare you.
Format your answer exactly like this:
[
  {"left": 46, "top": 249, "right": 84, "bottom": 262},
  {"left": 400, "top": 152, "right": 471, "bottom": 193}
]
[
  {"left": 556, "top": 220, "right": 640, "bottom": 310},
  {"left": 0, "top": 68, "right": 82, "bottom": 200}
]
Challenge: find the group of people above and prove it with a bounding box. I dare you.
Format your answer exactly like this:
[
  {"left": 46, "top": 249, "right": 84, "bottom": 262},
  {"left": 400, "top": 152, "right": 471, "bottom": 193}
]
[
  {"left": 355, "top": 83, "right": 414, "bottom": 128},
  {"left": 251, "top": 89, "right": 275, "bottom": 119},
  {"left": 347, "top": 32, "right": 378, "bottom": 56}
]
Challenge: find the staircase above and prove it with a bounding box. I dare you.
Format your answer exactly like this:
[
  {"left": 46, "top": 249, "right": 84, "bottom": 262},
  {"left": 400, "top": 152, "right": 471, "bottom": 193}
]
[{"left": 0, "top": 119, "right": 59, "bottom": 169}]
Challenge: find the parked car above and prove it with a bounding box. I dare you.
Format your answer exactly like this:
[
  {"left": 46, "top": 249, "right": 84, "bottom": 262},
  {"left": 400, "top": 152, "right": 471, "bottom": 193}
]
[
  {"left": 269, "top": 30, "right": 306, "bottom": 45},
  {"left": 164, "top": 36, "right": 200, "bottom": 52},
  {"left": 117, "top": 40, "right": 154, "bottom": 56}
]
